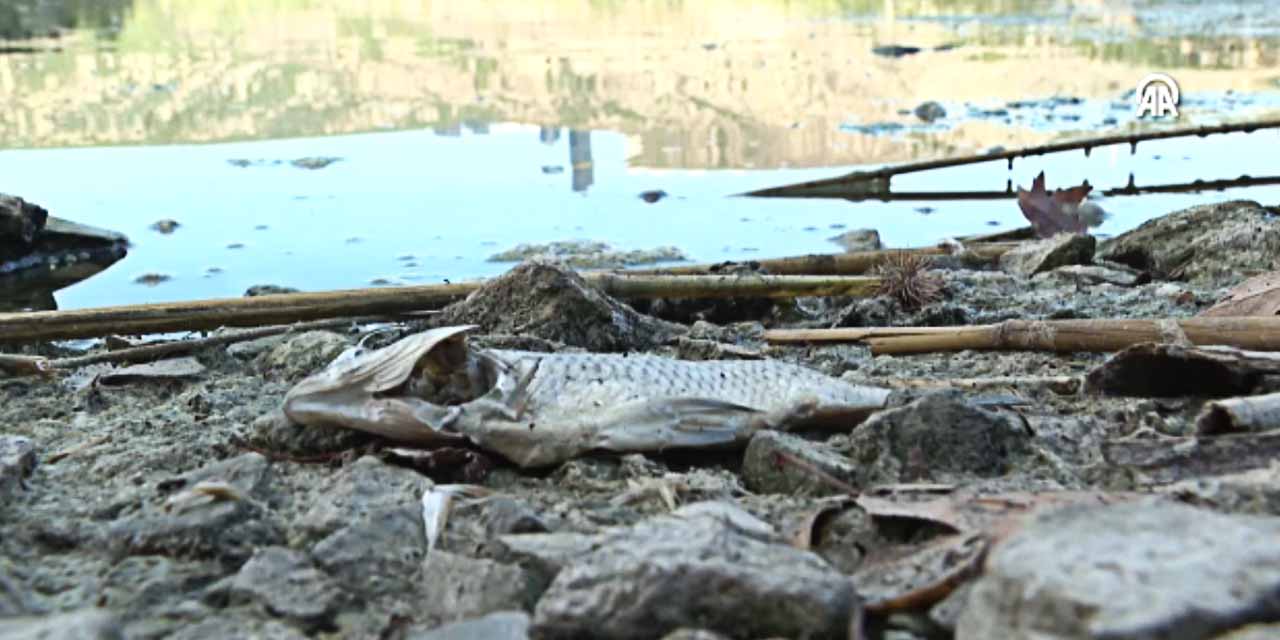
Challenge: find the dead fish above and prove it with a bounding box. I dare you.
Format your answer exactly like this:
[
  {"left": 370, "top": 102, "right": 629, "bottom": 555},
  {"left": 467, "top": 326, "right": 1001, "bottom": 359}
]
[{"left": 284, "top": 326, "right": 890, "bottom": 467}]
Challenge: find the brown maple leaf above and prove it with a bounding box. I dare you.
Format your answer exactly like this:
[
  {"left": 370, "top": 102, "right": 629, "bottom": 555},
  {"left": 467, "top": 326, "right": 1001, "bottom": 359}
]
[
  {"left": 1016, "top": 171, "right": 1092, "bottom": 238},
  {"left": 1200, "top": 270, "right": 1280, "bottom": 317}
]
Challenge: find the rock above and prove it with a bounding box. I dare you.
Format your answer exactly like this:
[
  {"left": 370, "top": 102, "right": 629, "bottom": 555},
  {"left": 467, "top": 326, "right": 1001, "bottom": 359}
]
[
  {"left": 659, "top": 631, "right": 732, "bottom": 640},
  {"left": 107, "top": 453, "right": 281, "bottom": 562},
  {"left": 486, "top": 240, "right": 686, "bottom": 269},
  {"left": 742, "top": 431, "right": 859, "bottom": 495},
  {"left": 133, "top": 273, "right": 171, "bottom": 286},
  {"left": 296, "top": 456, "right": 430, "bottom": 541},
  {"left": 533, "top": 502, "right": 857, "bottom": 639},
  {"left": 248, "top": 409, "right": 370, "bottom": 457},
  {"left": 1038, "top": 264, "right": 1144, "bottom": 287},
  {"left": 431, "top": 261, "right": 683, "bottom": 352},
  {"left": 0, "top": 435, "right": 36, "bottom": 498},
  {"left": 492, "top": 532, "right": 601, "bottom": 592},
  {"left": 913, "top": 101, "right": 947, "bottom": 123},
  {"left": 1217, "top": 624, "right": 1280, "bottom": 640},
  {"left": 405, "top": 611, "right": 531, "bottom": 640},
  {"left": 1162, "top": 465, "right": 1280, "bottom": 516},
  {"left": 244, "top": 284, "right": 300, "bottom": 297},
  {"left": 872, "top": 44, "right": 922, "bottom": 58},
  {"left": 300, "top": 457, "right": 430, "bottom": 598},
  {"left": 311, "top": 507, "right": 426, "bottom": 599},
  {"left": 957, "top": 500, "right": 1280, "bottom": 640},
  {"left": 0, "top": 609, "right": 123, "bottom": 640},
  {"left": 1098, "top": 200, "right": 1280, "bottom": 287},
  {"left": 290, "top": 157, "right": 341, "bottom": 170},
  {"left": 0, "top": 561, "right": 34, "bottom": 616},
  {"left": 166, "top": 617, "right": 308, "bottom": 640},
  {"left": 420, "top": 551, "right": 539, "bottom": 622},
  {"left": 845, "top": 390, "right": 1033, "bottom": 484},
  {"left": 0, "top": 193, "right": 48, "bottom": 245},
  {"left": 149, "top": 219, "right": 180, "bottom": 234},
  {"left": 827, "top": 228, "right": 883, "bottom": 252},
  {"left": 228, "top": 547, "right": 343, "bottom": 630},
  {"left": 256, "top": 331, "right": 351, "bottom": 382},
  {"left": 638, "top": 190, "right": 668, "bottom": 204},
  {"left": 999, "top": 233, "right": 1096, "bottom": 278}
]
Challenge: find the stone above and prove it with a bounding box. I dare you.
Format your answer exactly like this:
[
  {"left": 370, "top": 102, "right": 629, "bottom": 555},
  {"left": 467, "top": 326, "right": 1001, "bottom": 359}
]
[
  {"left": 256, "top": 331, "right": 352, "bottom": 382},
  {"left": 244, "top": 284, "right": 301, "bottom": 297},
  {"left": 248, "top": 409, "right": 370, "bottom": 457},
  {"left": 1216, "top": 623, "right": 1280, "bottom": 640},
  {"left": 1162, "top": 465, "right": 1280, "bottom": 516},
  {"left": 827, "top": 228, "right": 883, "bottom": 252},
  {"left": 533, "top": 502, "right": 857, "bottom": 639},
  {"left": 957, "top": 500, "right": 1280, "bottom": 640},
  {"left": 420, "top": 551, "right": 539, "bottom": 622},
  {"left": 913, "top": 101, "right": 947, "bottom": 123},
  {"left": 0, "top": 561, "right": 34, "bottom": 616},
  {"left": 290, "top": 157, "right": 341, "bottom": 170},
  {"left": 1038, "top": 264, "right": 1143, "bottom": 287},
  {"left": 845, "top": 390, "right": 1033, "bottom": 485},
  {"left": 107, "top": 453, "right": 282, "bottom": 562},
  {"left": 0, "top": 435, "right": 36, "bottom": 498},
  {"left": 0, "top": 193, "right": 48, "bottom": 245},
  {"left": 1098, "top": 200, "right": 1280, "bottom": 287},
  {"left": 166, "top": 617, "right": 308, "bottom": 640},
  {"left": 296, "top": 456, "right": 430, "bottom": 541},
  {"left": 405, "top": 611, "right": 531, "bottom": 640},
  {"left": 312, "top": 506, "right": 426, "bottom": 599},
  {"left": 491, "top": 532, "right": 601, "bottom": 592},
  {"left": 430, "top": 261, "right": 683, "bottom": 352},
  {"left": 999, "top": 233, "right": 1096, "bottom": 278},
  {"left": 229, "top": 547, "right": 343, "bottom": 630},
  {"left": 742, "top": 431, "right": 859, "bottom": 495},
  {"left": 0, "top": 609, "right": 122, "bottom": 640}
]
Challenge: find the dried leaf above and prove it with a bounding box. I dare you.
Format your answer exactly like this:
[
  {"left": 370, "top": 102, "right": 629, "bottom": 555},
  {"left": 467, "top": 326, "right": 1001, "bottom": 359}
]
[
  {"left": 1016, "top": 171, "right": 1091, "bottom": 238},
  {"left": 1200, "top": 270, "right": 1280, "bottom": 317},
  {"left": 786, "top": 498, "right": 857, "bottom": 551}
]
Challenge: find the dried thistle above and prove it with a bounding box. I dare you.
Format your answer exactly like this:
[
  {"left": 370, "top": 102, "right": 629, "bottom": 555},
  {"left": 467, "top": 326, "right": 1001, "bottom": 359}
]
[{"left": 875, "top": 251, "right": 945, "bottom": 310}]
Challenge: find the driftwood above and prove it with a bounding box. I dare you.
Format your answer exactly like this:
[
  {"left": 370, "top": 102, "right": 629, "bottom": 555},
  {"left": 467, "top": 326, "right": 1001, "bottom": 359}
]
[
  {"left": 1085, "top": 343, "right": 1280, "bottom": 398},
  {"left": 1102, "top": 430, "right": 1280, "bottom": 485},
  {"left": 628, "top": 243, "right": 1014, "bottom": 276},
  {"left": 0, "top": 273, "right": 881, "bottom": 343},
  {"left": 744, "top": 118, "right": 1280, "bottom": 199},
  {"left": 1197, "top": 392, "right": 1280, "bottom": 435},
  {"left": 765, "top": 318, "right": 1280, "bottom": 355}
]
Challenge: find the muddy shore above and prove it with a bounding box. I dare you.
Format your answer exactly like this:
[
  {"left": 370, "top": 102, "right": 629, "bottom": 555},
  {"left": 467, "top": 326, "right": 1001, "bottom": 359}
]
[{"left": 4, "top": 199, "right": 1280, "bottom": 640}]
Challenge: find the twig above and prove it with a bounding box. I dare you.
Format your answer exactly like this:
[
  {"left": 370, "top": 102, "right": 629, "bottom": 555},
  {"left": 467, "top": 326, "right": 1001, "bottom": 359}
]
[{"left": 772, "top": 450, "right": 861, "bottom": 497}]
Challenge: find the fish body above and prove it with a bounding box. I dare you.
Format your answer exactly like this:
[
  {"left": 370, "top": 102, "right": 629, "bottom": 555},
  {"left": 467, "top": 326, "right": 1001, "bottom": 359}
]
[{"left": 285, "top": 326, "right": 889, "bottom": 467}]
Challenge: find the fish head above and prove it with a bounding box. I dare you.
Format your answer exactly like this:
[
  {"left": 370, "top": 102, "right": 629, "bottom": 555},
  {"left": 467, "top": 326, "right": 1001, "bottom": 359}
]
[{"left": 283, "top": 325, "right": 483, "bottom": 443}]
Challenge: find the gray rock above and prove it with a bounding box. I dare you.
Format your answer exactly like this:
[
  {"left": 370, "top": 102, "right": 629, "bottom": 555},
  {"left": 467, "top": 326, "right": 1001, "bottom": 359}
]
[
  {"left": 1217, "top": 623, "right": 1280, "bottom": 640},
  {"left": 166, "top": 617, "right": 308, "bottom": 640},
  {"left": 0, "top": 193, "right": 48, "bottom": 245},
  {"left": 999, "top": 233, "right": 1096, "bottom": 278},
  {"left": 827, "top": 228, "right": 883, "bottom": 252},
  {"left": 296, "top": 456, "right": 430, "bottom": 541},
  {"left": 0, "top": 435, "right": 36, "bottom": 498},
  {"left": 742, "top": 431, "right": 859, "bottom": 495},
  {"left": 244, "top": 284, "right": 300, "bottom": 297},
  {"left": 107, "top": 453, "right": 281, "bottom": 562},
  {"left": 290, "top": 157, "right": 341, "bottom": 170},
  {"left": 312, "top": 506, "right": 425, "bottom": 599},
  {"left": 533, "top": 501, "right": 858, "bottom": 639},
  {"left": 957, "top": 500, "right": 1280, "bottom": 640},
  {"left": 487, "top": 240, "right": 686, "bottom": 269},
  {"left": 1098, "top": 200, "right": 1280, "bottom": 287},
  {"left": 0, "top": 560, "right": 35, "bottom": 617},
  {"left": 0, "top": 609, "right": 122, "bottom": 640},
  {"left": 406, "top": 611, "right": 531, "bottom": 640},
  {"left": 420, "top": 551, "right": 539, "bottom": 622},
  {"left": 225, "top": 334, "right": 288, "bottom": 359},
  {"left": 846, "top": 390, "right": 1033, "bottom": 484},
  {"left": 256, "top": 331, "right": 352, "bottom": 382},
  {"left": 229, "top": 547, "right": 343, "bottom": 630},
  {"left": 660, "top": 631, "right": 732, "bottom": 640},
  {"left": 248, "top": 409, "right": 370, "bottom": 457},
  {"left": 492, "top": 532, "right": 601, "bottom": 591},
  {"left": 1162, "top": 465, "right": 1280, "bottom": 516},
  {"left": 913, "top": 101, "right": 947, "bottom": 123},
  {"left": 1038, "top": 264, "right": 1143, "bottom": 287}
]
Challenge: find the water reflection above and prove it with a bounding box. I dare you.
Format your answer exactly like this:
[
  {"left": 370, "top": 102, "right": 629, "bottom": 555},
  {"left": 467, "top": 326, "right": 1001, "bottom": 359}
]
[
  {"left": 0, "top": 0, "right": 1276, "bottom": 170},
  {"left": 569, "top": 130, "right": 593, "bottom": 192},
  {"left": 0, "top": 0, "right": 132, "bottom": 40}
]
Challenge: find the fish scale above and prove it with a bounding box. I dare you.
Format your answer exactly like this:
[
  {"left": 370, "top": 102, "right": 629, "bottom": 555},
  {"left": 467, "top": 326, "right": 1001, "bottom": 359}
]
[{"left": 493, "top": 350, "right": 877, "bottom": 419}]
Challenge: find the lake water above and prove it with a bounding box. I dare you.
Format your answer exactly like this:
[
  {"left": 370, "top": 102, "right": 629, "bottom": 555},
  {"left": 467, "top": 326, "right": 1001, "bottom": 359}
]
[{"left": 1, "top": 0, "right": 1279, "bottom": 310}]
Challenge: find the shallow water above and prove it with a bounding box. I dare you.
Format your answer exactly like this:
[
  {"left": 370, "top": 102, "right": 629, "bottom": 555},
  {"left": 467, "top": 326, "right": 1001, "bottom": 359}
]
[{"left": 1, "top": 0, "right": 1278, "bottom": 309}]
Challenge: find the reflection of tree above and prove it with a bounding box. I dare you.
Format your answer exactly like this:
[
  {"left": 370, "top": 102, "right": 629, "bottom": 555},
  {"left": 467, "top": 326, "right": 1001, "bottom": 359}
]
[
  {"left": 569, "top": 130, "right": 593, "bottom": 192},
  {"left": 0, "top": 0, "right": 134, "bottom": 40}
]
